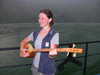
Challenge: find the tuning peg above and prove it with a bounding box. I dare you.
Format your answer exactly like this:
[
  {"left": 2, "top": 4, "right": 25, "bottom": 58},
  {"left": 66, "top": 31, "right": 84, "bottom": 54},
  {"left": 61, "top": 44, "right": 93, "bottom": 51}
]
[
  {"left": 73, "top": 44, "right": 75, "bottom": 48},
  {"left": 67, "top": 52, "right": 69, "bottom": 57},
  {"left": 73, "top": 44, "right": 76, "bottom": 57},
  {"left": 67, "top": 44, "right": 76, "bottom": 57},
  {"left": 73, "top": 52, "right": 76, "bottom": 57}
]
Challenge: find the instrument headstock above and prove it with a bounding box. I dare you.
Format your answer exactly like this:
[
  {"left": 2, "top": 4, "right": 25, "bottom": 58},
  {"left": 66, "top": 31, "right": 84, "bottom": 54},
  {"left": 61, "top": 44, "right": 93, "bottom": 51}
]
[{"left": 67, "top": 44, "right": 83, "bottom": 57}]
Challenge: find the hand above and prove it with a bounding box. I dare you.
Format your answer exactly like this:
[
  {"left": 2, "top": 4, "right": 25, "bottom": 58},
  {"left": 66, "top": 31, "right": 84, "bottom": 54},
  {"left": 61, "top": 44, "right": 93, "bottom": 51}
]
[
  {"left": 49, "top": 49, "right": 57, "bottom": 56},
  {"left": 20, "top": 48, "right": 30, "bottom": 57},
  {"left": 49, "top": 49, "right": 57, "bottom": 59}
]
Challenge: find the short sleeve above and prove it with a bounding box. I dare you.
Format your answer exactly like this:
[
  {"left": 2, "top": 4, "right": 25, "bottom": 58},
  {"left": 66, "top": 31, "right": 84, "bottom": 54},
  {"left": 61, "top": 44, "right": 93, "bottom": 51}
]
[
  {"left": 28, "top": 32, "right": 33, "bottom": 41},
  {"left": 51, "top": 33, "right": 59, "bottom": 45}
]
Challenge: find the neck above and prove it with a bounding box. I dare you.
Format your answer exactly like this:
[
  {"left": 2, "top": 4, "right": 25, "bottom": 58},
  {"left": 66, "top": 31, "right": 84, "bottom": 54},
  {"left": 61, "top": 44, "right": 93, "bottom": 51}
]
[{"left": 42, "top": 26, "right": 51, "bottom": 32}]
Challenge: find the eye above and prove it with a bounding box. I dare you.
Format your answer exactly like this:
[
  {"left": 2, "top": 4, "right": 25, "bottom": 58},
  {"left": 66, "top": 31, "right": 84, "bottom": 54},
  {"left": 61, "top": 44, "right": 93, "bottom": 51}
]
[{"left": 42, "top": 18, "right": 45, "bottom": 20}]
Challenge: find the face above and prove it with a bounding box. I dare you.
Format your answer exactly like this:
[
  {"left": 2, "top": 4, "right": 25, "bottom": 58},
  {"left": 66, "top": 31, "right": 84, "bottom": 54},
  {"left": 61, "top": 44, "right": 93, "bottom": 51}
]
[{"left": 38, "top": 12, "right": 52, "bottom": 28}]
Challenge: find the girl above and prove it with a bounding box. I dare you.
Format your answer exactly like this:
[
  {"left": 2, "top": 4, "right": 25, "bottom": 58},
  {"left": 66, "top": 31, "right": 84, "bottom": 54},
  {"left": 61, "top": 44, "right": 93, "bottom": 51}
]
[{"left": 20, "top": 9, "right": 59, "bottom": 75}]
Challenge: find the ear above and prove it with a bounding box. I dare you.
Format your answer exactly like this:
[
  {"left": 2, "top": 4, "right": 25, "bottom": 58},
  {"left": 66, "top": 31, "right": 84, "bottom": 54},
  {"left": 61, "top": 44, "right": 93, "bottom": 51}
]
[{"left": 49, "top": 18, "right": 52, "bottom": 23}]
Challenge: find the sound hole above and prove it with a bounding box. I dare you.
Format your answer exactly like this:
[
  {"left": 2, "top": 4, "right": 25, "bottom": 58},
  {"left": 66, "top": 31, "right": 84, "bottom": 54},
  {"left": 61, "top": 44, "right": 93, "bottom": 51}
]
[
  {"left": 25, "top": 47, "right": 29, "bottom": 52},
  {"left": 26, "top": 47, "right": 29, "bottom": 49}
]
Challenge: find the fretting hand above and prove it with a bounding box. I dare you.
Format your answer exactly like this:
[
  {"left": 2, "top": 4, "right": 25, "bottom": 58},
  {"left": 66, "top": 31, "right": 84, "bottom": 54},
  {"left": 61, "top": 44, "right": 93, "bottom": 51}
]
[{"left": 49, "top": 49, "right": 57, "bottom": 59}]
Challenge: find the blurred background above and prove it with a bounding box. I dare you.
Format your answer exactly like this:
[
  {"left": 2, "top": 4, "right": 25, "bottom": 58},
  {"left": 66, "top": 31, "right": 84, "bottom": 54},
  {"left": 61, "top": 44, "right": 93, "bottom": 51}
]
[
  {"left": 0, "top": 0, "right": 100, "bottom": 23},
  {"left": 0, "top": 0, "right": 100, "bottom": 75}
]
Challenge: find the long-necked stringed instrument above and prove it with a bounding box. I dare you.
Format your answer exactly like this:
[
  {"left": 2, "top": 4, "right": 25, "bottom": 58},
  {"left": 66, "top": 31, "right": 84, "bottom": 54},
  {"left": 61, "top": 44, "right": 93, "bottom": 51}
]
[{"left": 20, "top": 43, "right": 83, "bottom": 58}]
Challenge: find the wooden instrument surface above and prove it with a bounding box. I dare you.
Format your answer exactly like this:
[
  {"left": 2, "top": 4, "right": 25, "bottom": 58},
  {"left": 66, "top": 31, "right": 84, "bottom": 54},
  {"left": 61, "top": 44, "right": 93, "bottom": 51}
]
[{"left": 20, "top": 43, "right": 83, "bottom": 58}]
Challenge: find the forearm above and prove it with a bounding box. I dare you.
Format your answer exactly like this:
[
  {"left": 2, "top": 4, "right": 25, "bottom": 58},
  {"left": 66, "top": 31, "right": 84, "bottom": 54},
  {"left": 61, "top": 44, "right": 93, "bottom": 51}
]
[
  {"left": 20, "top": 41, "right": 26, "bottom": 52},
  {"left": 20, "top": 37, "right": 31, "bottom": 57},
  {"left": 20, "top": 37, "right": 30, "bottom": 52}
]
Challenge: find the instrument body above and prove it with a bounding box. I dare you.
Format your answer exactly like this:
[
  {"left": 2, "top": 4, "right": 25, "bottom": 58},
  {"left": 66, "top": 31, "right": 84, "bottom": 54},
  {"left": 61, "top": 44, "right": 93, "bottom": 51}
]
[{"left": 20, "top": 43, "right": 83, "bottom": 58}]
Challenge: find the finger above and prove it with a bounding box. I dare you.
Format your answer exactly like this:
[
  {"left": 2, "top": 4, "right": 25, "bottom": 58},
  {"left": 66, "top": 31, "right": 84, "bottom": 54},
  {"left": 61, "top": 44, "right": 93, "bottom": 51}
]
[
  {"left": 54, "top": 49, "right": 57, "bottom": 55},
  {"left": 23, "top": 53, "right": 29, "bottom": 57},
  {"left": 49, "top": 50, "right": 53, "bottom": 55},
  {"left": 49, "top": 49, "right": 57, "bottom": 55}
]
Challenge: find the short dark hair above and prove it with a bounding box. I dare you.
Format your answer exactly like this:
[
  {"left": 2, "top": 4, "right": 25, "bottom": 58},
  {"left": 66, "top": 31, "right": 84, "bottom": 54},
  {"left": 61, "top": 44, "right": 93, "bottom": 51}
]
[{"left": 40, "top": 9, "right": 54, "bottom": 25}]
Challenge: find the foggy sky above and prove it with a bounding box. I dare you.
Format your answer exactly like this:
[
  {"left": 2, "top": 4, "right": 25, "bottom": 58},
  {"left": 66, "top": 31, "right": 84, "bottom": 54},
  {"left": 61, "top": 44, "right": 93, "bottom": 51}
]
[{"left": 0, "top": 0, "right": 100, "bottom": 23}]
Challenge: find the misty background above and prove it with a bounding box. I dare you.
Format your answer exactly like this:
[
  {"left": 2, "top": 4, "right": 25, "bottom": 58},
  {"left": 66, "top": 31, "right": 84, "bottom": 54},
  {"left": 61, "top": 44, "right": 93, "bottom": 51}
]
[{"left": 0, "top": 0, "right": 100, "bottom": 23}]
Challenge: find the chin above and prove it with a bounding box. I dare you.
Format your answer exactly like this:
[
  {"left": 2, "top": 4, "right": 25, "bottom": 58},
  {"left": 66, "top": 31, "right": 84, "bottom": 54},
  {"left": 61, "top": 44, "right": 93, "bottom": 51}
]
[{"left": 40, "top": 24, "right": 45, "bottom": 27}]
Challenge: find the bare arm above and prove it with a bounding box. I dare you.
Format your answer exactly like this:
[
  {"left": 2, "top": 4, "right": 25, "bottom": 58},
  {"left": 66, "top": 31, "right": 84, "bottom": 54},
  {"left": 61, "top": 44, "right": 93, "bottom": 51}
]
[
  {"left": 49, "top": 44, "right": 58, "bottom": 59},
  {"left": 20, "top": 37, "right": 31, "bottom": 57}
]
